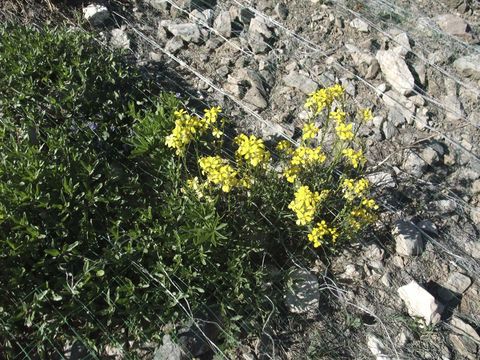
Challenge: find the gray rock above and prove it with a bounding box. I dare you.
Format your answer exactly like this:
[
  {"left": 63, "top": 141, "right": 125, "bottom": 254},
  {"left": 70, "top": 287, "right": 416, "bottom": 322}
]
[
  {"left": 225, "top": 69, "right": 268, "bottom": 109},
  {"left": 147, "top": 0, "right": 169, "bottom": 11},
  {"left": 167, "top": 23, "right": 201, "bottom": 43},
  {"left": 367, "top": 172, "right": 396, "bottom": 189},
  {"left": 285, "top": 268, "right": 319, "bottom": 314},
  {"left": 403, "top": 150, "right": 427, "bottom": 177},
  {"left": 166, "top": 36, "right": 184, "bottom": 54},
  {"left": 110, "top": 27, "right": 130, "bottom": 50},
  {"left": 417, "top": 220, "right": 438, "bottom": 236},
  {"left": 345, "top": 44, "right": 379, "bottom": 79},
  {"left": 449, "top": 316, "right": 479, "bottom": 360},
  {"left": 274, "top": 3, "right": 288, "bottom": 20},
  {"left": 388, "top": 107, "right": 406, "bottom": 127},
  {"left": 283, "top": 72, "right": 317, "bottom": 94},
  {"left": 249, "top": 16, "right": 274, "bottom": 40},
  {"left": 431, "top": 199, "right": 457, "bottom": 213},
  {"left": 393, "top": 220, "right": 424, "bottom": 256},
  {"left": 443, "top": 94, "right": 464, "bottom": 122},
  {"left": 82, "top": 4, "right": 109, "bottom": 26},
  {"left": 154, "top": 335, "right": 184, "bottom": 360},
  {"left": 376, "top": 50, "right": 415, "bottom": 95},
  {"left": 189, "top": 9, "right": 207, "bottom": 24},
  {"left": 420, "top": 146, "right": 440, "bottom": 165},
  {"left": 397, "top": 281, "right": 443, "bottom": 325},
  {"left": 350, "top": 18, "right": 370, "bottom": 33},
  {"left": 382, "top": 120, "right": 398, "bottom": 140},
  {"left": 454, "top": 54, "right": 480, "bottom": 80},
  {"left": 214, "top": 11, "right": 232, "bottom": 38},
  {"left": 435, "top": 14, "right": 476, "bottom": 43},
  {"left": 438, "top": 272, "right": 472, "bottom": 302},
  {"left": 465, "top": 241, "right": 480, "bottom": 259}
]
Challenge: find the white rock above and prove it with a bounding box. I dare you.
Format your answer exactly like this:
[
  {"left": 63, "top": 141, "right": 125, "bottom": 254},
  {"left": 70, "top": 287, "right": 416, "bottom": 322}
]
[
  {"left": 454, "top": 54, "right": 480, "bottom": 81},
  {"left": 214, "top": 11, "right": 232, "bottom": 38},
  {"left": 435, "top": 14, "right": 476, "bottom": 43},
  {"left": 367, "top": 172, "right": 396, "bottom": 189},
  {"left": 83, "top": 4, "right": 109, "bottom": 26},
  {"left": 440, "top": 272, "right": 472, "bottom": 302},
  {"left": 376, "top": 50, "right": 415, "bottom": 95},
  {"left": 350, "top": 18, "right": 370, "bottom": 33},
  {"left": 397, "top": 281, "right": 443, "bottom": 325},
  {"left": 465, "top": 241, "right": 480, "bottom": 259},
  {"left": 367, "top": 334, "right": 391, "bottom": 360},
  {"left": 450, "top": 316, "right": 480, "bottom": 341},
  {"left": 403, "top": 150, "right": 427, "bottom": 177},
  {"left": 443, "top": 94, "right": 464, "bottom": 122},
  {"left": 392, "top": 32, "right": 411, "bottom": 57},
  {"left": 285, "top": 268, "right": 319, "bottom": 314},
  {"left": 110, "top": 28, "right": 130, "bottom": 49},
  {"left": 393, "top": 220, "right": 424, "bottom": 256}
]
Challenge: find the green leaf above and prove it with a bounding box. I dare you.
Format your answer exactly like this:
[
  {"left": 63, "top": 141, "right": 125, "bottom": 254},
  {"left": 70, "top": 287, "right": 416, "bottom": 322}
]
[{"left": 44, "top": 249, "right": 60, "bottom": 257}]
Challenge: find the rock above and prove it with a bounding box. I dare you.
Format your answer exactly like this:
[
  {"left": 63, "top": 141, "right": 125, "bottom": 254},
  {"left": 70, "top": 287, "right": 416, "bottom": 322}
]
[
  {"left": 285, "top": 268, "right": 319, "bottom": 314},
  {"left": 166, "top": 36, "right": 184, "bottom": 54},
  {"left": 367, "top": 334, "right": 391, "bottom": 360},
  {"left": 214, "top": 11, "right": 232, "bottom": 38},
  {"left": 417, "top": 220, "right": 438, "bottom": 236},
  {"left": 449, "top": 317, "right": 479, "bottom": 360},
  {"left": 274, "top": 3, "right": 288, "bottom": 20},
  {"left": 367, "top": 172, "right": 396, "bottom": 189},
  {"left": 225, "top": 69, "right": 268, "bottom": 110},
  {"left": 345, "top": 44, "right": 379, "bottom": 79},
  {"left": 382, "top": 120, "right": 397, "bottom": 140},
  {"left": 465, "top": 241, "right": 480, "bottom": 259},
  {"left": 472, "top": 179, "right": 480, "bottom": 194},
  {"left": 110, "top": 27, "right": 130, "bottom": 50},
  {"left": 392, "top": 32, "right": 411, "bottom": 57},
  {"left": 376, "top": 50, "right": 415, "bottom": 95},
  {"left": 249, "top": 16, "right": 274, "bottom": 40},
  {"left": 147, "top": 0, "right": 169, "bottom": 11},
  {"left": 363, "top": 244, "right": 385, "bottom": 269},
  {"left": 189, "top": 9, "right": 207, "bottom": 24},
  {"left": 454, "top": 54, "right": 480, "bottom": 81},
  {"left": 167, "top": 23, "right": 201, "bottom": 43},
  {"left": 438, "top": 272, "right": 472, "bottom": 302},
  {"left": 435, "top": 14, "right": 476, "bottom": 43},
  {"left": 393, "top": 220, "right": 424, "bottom": 256},
  {"left": 350, "top": 18, "right": 370, "bottom": 33},
  {"left": 397, "top": 281, "right": 443, "bottom": 325},
  {"left": 388, "top": 107, "right": 406, "bottom": 127},
  {"left": 403, "top": 150, "right": 428, "bottom": 177},
  {"left": 382, "top": 90, "right": 416, "bottom": 124},
  {"left": 83, "top": 4, "right": 109, "bottom": 26},
  {"left": 154, "top": 335, "right": 184, "bottom": 360},
  {"left": 443, "top": 94, "right": 464, "bottom": 122},
  {"left": 420, "top": 146, "right": 440, "bottom": 166},
  {"left": 283, "top": 72, "right": 317, "bottom": 94},
  {"left": 431, "top": 199, "right": 457, "bottom": 213}
]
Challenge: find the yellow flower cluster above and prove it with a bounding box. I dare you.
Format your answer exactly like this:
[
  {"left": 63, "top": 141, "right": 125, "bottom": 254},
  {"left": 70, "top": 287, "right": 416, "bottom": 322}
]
[
  {"left": 305, "top": 84, "right": 345, "bottom": 114},
  {"left": 288, "top": 186, "right": 322, "bottom": 226},
  {"left": 283, "top": 146, "right": 326, "bottom": 183},
  {"left": 361, "top": 108, "right": 373, "bottom": 122},
  {"left": 308, "top": 220, "right": 339, "bottom": 248},
  {"left": 235, "top": 134, "right": 271, "bottom": 167},
  {"left": 342, "top": 148, "right": 366, "bottom": 169},
  {"left": 276, "top": 140, "right": 294, "bottom": 155},
  {"left": 349, "top": 199, "right": 378, "bottom": 230},
  {"left": 329, "top": 109, "right": 346, "bottom": 123},
  {"left": 335, "top": 122, "right": 354, "bottom": 141},
  {"left": 198, "top": 156, "right": 238, "bottom": 192},
  {"left": 183, "top": 176, "right": 210, "bottom": 200},
  {"left": 302, "top": 122, "right": 319, "bottom": 140},
  {"left": 165, "top": 107, "right": 223, "bottom": 155},
  {"left": 341, "top": 178, "right": 370, "bottom": 201}
]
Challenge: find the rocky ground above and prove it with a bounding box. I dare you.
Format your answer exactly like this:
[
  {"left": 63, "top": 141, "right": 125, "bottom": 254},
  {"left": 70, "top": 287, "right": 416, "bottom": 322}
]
[{"left": 2, "top": 0, "right": 480, "bottom": 359}]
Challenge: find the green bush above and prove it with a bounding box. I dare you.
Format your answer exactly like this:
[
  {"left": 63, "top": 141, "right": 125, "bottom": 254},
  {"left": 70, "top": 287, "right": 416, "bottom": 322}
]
[{"left": 0, "top": 26, "right": 268, "bottom": 357}]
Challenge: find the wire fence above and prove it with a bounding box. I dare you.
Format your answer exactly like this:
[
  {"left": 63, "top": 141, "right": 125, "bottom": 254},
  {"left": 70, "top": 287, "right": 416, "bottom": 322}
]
[{"left": 1, "top": 0, "right": 479, "bottom": 359}]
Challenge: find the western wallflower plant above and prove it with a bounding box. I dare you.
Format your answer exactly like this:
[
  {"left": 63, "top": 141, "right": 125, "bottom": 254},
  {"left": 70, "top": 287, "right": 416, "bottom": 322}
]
[{"left": 163, "top": 83, "right": 378, "bottom": 253}]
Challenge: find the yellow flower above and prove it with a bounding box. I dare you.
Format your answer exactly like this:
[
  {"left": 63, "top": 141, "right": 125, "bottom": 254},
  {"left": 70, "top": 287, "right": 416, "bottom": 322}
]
[
  {"left": 302, "top": 122, "right": 319, "bottom": 140},
  {"left": 308, "top": 220, "right": 339, "bottom": 248},
  {"left": 361, "top": 108, "right": 373, "bottom": 122},
  {"left": 235, "top": 133, "right": 271, "bottom": 167},
  {"left": 290, "top": 146, "right": 326, "bottom": 167},
  {"left": 342, "top": 148, "right": 366, "bottom": 169},
  {"left": 335, "top": 122, "right": 354, "bottom": 141},
  {"left": 341, "top": 178, "right": 370, "bottom": 201},
  {"left": 361, "top": 198, "right": 379, "bottom": 210},
  {"left": 203, "top": 106, "right": 222, "bottom": 125},
  {"left": 212, "top": 127, "right": 223, "bottom": 138},
  {"left": 283, "top": 166, "right": 301, "bottom": 183},
  {"left": 288, "top": 186, "right": 322, "bottom": 226},
  {"left": 276, "top": 140, "right": 294, "bottom": 156},
  {"left": 329, "top": 109, "right": 346, "bottom": 123},
  {"left": 305, "top": 84, "right": 345, "bottom": 114},
  {"left": 198, "top": 156, "right": 238, "bottom": 192},
  {"left": 184, "top": 177, "right": 206, "bottom": 199}
]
